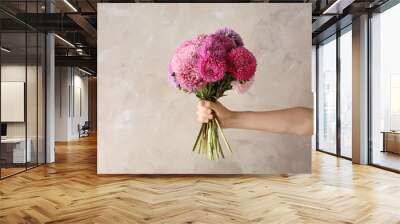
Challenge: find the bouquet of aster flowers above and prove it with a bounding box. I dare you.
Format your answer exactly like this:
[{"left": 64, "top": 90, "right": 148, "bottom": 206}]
[{"left": 168, "top": 28, "right": 257, "bottom": 160}]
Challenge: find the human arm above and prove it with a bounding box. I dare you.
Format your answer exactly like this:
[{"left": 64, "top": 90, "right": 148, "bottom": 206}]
[{"left": 197, "top": 101, "right": 313, "bottom": 136}]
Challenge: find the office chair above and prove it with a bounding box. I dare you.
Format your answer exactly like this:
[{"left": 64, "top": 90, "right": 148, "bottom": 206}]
[{"left": 79, "top": 121, "right": 90, "bottom": 138}]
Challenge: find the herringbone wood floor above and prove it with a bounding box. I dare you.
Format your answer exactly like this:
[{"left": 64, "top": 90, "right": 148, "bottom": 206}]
[{"left": 1, "top": 135, "right": 400, "bottom": 224}]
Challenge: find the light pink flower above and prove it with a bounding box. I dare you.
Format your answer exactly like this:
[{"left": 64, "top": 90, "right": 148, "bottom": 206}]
[
  {"left": 169, "top": 36, "right": 207, "bottom": 92},
  {"left": 231, "top": 78, "right": 254, "bottom": 94}
]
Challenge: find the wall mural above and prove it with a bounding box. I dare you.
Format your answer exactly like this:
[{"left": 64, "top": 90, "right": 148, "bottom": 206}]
[{"left": 98, "top": 3, "right": 313, "bottom": 174}]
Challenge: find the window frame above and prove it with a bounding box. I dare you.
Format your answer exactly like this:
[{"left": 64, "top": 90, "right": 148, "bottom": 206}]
[
  {"left": 367, "top": 0, "right": 400, "bottom": 173},
  {"left": 315, "top": 24, "right": 353, "bottom": 161}
]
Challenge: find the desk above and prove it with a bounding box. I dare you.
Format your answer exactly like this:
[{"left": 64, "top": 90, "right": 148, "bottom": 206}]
[
  {"left": 382, "top": 131, "right": 400, "bottom": 154},
  {"left": 1, "top": 138, "right": 31, "bottom": 163}
]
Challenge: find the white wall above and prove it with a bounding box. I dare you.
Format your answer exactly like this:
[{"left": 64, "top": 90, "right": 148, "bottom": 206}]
[
  {"left": 1, "top": 65, "right": 41, "bottom": 138},
  {"left": 55, "top": 67, "right": 89, "bottom": 141},
  {"left": 55, "top": 67, "right": 69, "bottom": 141},
  {"left": 71, "top": 73, "right": 89, "bottom": 138},
  {"left": 1, "top": 66, "right": 26, "bottom": 133}
]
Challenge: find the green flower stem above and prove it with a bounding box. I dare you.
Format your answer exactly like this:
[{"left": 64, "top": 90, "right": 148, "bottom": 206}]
[
  {"left": 192, "top": 73, "right": 235, "bottom": 160},
  {"left": 213, "top": 119, "right": 220, "bottom": 160},
  {"left": 197, "top": 126, "right": 202, "bottom": 154},
  {"left": 202, "top": 123, "right": 207, "bottom": 155},
  {"left": 191, "top": 115, "right": 232, "bottom": 160},
  {"left": 207, "top": 123, "right": 213, "bottom": 160},
  {"left": 198, "top": 125, "right": 203, "bottom": 155},
  {"left": 217, "top": 134, "right": 224, "bottom": 159},
  {"left": 193, "top": 124, "right": 204, "bottom": 152},
  {"left": 213, "top": 121, "right": 217, "bottom": 160},
  {"left": 215, "top": 117, "right": 232, "bottom": 153}
]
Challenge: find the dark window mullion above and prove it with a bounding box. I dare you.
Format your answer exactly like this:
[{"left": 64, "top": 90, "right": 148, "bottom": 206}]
[
  {"left": 336, "top": 28, "right": 341, "bottom": 157},
  {"left": 24, "top": 0, "right": 28, "bottom": 171},
  {"left": 36, "top": 0, "right": 39, "bottom": 167},
  {"left": 316, "top": 45, "right": 320, "bottom": 151},
  {"left": 367, "top": 11, "right": 373, "bottom": 165}
]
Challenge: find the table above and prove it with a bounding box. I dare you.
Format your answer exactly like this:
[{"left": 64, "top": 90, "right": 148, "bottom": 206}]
[{"left": 381, "top": 131, "right": 400, "bottom": 154}]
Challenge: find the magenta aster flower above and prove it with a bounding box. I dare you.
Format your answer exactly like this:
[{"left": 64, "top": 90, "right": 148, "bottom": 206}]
[
  {"left": 198, "top": 34, "right": 235, "bottom": 60},
  {"left": 227, "top": 47, "right": 257, "bottom": 81},
  {"left": 215, "top": 27, "right": 244, "bottom": 48},
  {"left": 196, "top": 34, "right": 233, "bottom": 82},
  {"left": 198, "top": 56, "right": 226, "bottom": 82}
]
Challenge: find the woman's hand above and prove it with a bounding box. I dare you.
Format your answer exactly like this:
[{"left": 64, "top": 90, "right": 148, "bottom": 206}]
[{"left": 196, "top": 100, "right": 235, "bottom": 128}]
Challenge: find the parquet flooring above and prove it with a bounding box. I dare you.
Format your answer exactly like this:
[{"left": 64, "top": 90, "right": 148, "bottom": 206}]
[
  {"left": 0, "top": 167, "right": 26, "bottom": 178},
  {"left": 1, "top": 135, "right": 400, "bottom": 223}
]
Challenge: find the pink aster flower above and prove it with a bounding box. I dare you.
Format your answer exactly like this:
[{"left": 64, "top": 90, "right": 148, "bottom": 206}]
[
  {"left": 168, "top": 35, "right": 207, "bottom": 92},
  {"left": 170, "top": 41, "right": 195, "bottom": 74},
  {"left": 198, "top": 57, "right": 226, "bottom": 82},
  {"left": 231, "top": 78, "right": 254, "bottom": 94},
  {"left": 227, "top": 47, "right": 257, "bottom": 81},
  {"left": 191, "top": 34, "right": 207, "bottom": 47},
  {"left": 215, "top": 27, "right": 244, "bottom": 47},
  {"left": 176, "top": 70, "right": 205, "bottom": 92},
  {"left": 167, "top": 60, "right": 179, "bottom": 88}
]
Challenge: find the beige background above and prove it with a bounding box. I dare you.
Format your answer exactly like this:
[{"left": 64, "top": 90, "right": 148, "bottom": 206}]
[{"left": 97, "top": 3, "right": 312, "bottom": 174}]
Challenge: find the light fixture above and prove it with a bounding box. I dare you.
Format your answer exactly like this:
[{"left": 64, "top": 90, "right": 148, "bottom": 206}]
[
  {"left": 76, "top": 48, "right": 86, "bottom": 55},
  {"left": 1, "top": 47, "right": 11, "bottom": 53},
  {"left": 63, "top": 0, "right": 78, "bottom": 12},
  {"left": 322, "top": 0, "right": 355, "bottom": 15},
  {"left": 54, "top": 34, "right": 75, "bottom": 48},
  {"left": 78, "top": 67, "right": 93, "bottom": 76}
]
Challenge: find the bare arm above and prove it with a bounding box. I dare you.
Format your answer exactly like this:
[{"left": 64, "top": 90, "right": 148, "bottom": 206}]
[{"left": 197, "top": 101, "right": 313, "bottom": 136}]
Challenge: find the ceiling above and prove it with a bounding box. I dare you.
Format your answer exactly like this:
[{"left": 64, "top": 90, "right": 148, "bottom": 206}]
[{"left": 0, "top": 0, "right": 392, "bottom": 74}]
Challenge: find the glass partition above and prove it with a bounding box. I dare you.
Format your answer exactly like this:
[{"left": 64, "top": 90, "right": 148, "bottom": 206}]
[
  {"left": 0, "top": 2, "right": 46, "bottom": 179},
  {"left": 317, "top": 35, "right": 337, "bottom": 154},
  {"left": 0, "top": 31, "right": 28, "bottom": 177}
]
